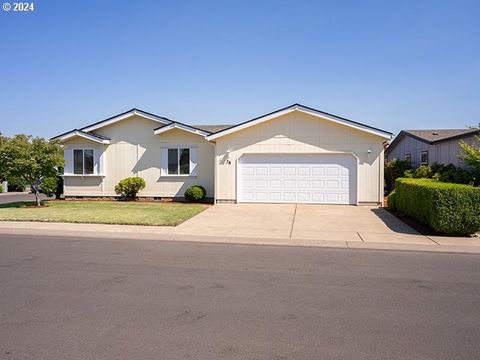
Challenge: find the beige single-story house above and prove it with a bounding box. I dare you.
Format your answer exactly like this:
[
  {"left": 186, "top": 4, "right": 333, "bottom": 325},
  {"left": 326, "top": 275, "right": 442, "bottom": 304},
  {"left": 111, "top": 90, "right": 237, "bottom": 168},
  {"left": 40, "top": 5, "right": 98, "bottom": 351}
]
[{"left": 52, "top": 104, "right": 392, "bottom": 205}]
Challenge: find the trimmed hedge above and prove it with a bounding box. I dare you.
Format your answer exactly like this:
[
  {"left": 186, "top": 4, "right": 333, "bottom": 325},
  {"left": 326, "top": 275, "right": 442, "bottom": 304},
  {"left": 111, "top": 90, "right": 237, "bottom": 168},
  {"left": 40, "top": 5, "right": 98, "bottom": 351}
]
[
  {"left": 114, "top": 177, "right": 146, "bottom": 200},
  {"left": 388, "top": 178, "right": 480, "bottom": 235},
  {"left": 184, "top": 185, "right": 206, "bottom": 202}
]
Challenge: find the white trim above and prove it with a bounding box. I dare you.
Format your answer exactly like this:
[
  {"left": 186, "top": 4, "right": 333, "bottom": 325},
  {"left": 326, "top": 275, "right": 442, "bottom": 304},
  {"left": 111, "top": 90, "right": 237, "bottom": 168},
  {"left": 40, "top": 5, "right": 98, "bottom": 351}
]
[
  {"left": 72, "top": 148, "right": 96, "bottom": 175},
  {"left": 161, "top": 146, "right": 197, "bottom": 177},
  {"left": 62, "top": 174, "right": 106, "bottom": 177},
  {"left": 206, "top": 105, "right": 392, "bottom": 141},
  {"left": 82, "top": 109, "right": 170, "bottom": 133},
  {"left": 235, "top": 152, "right": 359, "bottom": 205},
  {"left": 154, "top": 123, "right": 210, "bottom": 137},
  {"left": 57, "top": 130, "right": 110, "bottom": 144}
]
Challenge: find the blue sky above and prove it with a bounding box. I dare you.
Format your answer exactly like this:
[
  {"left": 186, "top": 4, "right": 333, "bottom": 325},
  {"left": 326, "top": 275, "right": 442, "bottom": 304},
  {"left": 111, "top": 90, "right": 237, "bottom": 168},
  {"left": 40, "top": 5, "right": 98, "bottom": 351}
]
[{"left": 1, "top": 0, "right": 479, "bottom": 138}]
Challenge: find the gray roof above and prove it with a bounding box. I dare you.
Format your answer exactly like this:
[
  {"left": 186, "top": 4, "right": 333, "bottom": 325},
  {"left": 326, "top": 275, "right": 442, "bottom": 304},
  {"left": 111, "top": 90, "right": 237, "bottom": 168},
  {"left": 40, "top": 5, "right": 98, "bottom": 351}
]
[
  {"left": 386, "top": 128, "right": 479, "bottom": 155},
  {"left": 403, "top": 129, "right": 479, "bottom": 143},
  {"left": 194, "top": 125, "right": 233, "bottom": 133}
]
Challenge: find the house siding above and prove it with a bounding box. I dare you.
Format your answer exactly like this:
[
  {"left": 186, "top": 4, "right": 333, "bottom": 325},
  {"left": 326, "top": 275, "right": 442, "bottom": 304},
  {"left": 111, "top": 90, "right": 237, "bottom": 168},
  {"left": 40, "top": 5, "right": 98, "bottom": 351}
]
[
  {"left": 214, "top": 111, "right": 385, "bottom": 204},
  {"left": 386, "top": 134, "right": 479, "bottom": 168},
  {"left": 63, "top": 116, "right": 215, "bottom": 198}
]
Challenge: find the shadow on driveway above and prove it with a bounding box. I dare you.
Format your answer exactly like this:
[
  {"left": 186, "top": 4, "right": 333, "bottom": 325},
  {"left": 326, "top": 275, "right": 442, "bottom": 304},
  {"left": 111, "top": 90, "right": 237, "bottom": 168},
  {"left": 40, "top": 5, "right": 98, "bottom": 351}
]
[{"left": 370, "top": 208, "right": 419, "bottom": 235}]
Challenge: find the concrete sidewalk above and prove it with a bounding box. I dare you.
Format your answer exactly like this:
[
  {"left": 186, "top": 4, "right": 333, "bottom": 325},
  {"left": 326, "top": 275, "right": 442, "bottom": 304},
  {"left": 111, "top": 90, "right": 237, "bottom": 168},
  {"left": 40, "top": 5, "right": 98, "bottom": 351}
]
[{"left": 0, "top": 221, "right": 479, "bottom": 254}]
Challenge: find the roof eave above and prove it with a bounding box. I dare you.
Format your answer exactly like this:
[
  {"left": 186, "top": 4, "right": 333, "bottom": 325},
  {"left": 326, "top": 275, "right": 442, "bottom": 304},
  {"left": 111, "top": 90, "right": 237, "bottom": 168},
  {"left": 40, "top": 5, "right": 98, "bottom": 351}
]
[
  {"left": 52, "top": 130, "right": 111, "bottom": 144},
  {"left": 206, "top": 104, "right": 392, "bottom": 141},
  {"left": 153, "top": 123, "right": 210, "bottom": 137}
]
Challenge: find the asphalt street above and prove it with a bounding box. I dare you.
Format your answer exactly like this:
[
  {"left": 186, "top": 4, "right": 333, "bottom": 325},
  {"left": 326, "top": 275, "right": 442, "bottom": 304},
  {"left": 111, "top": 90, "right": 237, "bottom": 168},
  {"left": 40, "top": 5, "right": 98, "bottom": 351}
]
[
  {"left": 0, "top": 234, "right": 479, "bottom": 359},
  {"left": 0, "top": 193, "right": 49, "bottom": 205}
]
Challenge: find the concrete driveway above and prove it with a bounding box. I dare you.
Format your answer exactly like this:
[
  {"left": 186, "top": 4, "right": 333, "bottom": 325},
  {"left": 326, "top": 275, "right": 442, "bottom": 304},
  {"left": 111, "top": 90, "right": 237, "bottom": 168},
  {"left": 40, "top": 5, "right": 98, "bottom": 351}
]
[{"left": 176, "top": 204, "right": 435, "bottom": 245}]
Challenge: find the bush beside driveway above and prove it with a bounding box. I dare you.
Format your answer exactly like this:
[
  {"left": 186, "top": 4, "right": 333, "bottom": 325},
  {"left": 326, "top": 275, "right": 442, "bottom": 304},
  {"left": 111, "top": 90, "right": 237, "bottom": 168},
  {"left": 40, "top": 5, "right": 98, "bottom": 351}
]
[
  {"left": 0, "top": 200, "right": 207, "bottom": 226},
  {"left": 388, "top": 178, "right": 480, "bottom": 236}
]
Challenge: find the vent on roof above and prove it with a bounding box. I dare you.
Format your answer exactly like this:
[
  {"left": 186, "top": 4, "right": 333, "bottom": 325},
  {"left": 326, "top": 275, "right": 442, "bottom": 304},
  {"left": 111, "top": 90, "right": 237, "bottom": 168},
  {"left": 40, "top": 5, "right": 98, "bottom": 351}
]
[{"left": 432, "top": 132, "right": 439, "bottom": 135}]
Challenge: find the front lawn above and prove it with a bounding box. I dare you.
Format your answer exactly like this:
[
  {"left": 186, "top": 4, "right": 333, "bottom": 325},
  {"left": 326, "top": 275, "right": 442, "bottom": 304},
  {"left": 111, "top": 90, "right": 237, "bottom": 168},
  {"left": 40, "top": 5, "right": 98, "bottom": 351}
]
[{"left": 0, "top": 200, "right": 207, "bottom": 226}]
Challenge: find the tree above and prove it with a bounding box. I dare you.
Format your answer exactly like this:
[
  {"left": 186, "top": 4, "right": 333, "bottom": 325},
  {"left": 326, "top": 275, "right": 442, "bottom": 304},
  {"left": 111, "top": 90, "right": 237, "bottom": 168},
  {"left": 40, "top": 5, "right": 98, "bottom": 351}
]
[
  {"left": 459, "top": 136, "right": 480, "bottom": 175},
  {"left": 0, "top": 132, "right": 6, "bottom": 182},
  {"left": 384, "top": 159, "right": 412, "bottom": 192},
  {"left": 0, "top": 135, "right": 64, "bottom": 206}
]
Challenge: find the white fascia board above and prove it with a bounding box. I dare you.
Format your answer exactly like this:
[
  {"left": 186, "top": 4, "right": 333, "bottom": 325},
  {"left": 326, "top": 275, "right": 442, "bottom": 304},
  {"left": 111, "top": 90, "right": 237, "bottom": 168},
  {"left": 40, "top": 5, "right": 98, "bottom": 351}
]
[
  {"left": 81, "top": 110, "right": 170, "bottom": 133},
  {"left": 153, "top": 123, "right": 210, "bottom": 137},
  {"left": 59, "top": 131, "right": 110, "bottom": 144},
  {"left": 296, "top": 106, "right": 392, "bottom": 139},
  {"left": 206, "top": 108, "right": 294, "bottom": 141},
  {"left": 206, "top": 105, "right": 392, "bottom": 140}
]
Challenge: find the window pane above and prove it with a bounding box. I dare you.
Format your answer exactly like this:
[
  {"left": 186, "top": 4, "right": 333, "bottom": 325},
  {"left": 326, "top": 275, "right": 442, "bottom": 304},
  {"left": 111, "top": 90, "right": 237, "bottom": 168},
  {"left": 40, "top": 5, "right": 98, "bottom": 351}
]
[
  {"left": 74, "top": 150, "right": 83, "bottom": 174},
  {"left": 179, "top": 148, "right": 190, "bottom": 174},
  {"left": 168, "top": 149, "right": 178, "bottom": 174},
  {"left": 421, "top": 152, "right": 428, "bottom": 164},
  {"left": 84, "top": 150, "right": 94, "bottom": 174}
]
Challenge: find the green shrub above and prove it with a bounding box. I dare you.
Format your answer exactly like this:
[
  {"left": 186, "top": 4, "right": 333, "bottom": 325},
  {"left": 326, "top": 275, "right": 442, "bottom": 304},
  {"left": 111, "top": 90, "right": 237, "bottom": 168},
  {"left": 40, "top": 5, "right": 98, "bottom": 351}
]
[
  {"left": 413, "top": 165, "right": 432, "bottom": 178},
  {"left": 39, "top": 176, "right": 63, "bottom": 199},
  {"left": 387, "top": 190, "right": 396, "bottom": 209},
  {"left": 40, "top": 176, "right": 58, "bottom": 197},
  {"left": 184, "top": 185, "right": 207, "bottom": 202},
  {"left": 6, "top": 177, "right": 27, "bottom": 192},
  {"left": 114, "top": 177, "right": 146, "bottom": 200},
  {"left": 0, "top": 184, "right": 2, "bottom": 193},
  {"left": 391, "top": 178, "right": 480, "bottom": 235},
  {"left": 384, "top": 159, "right": 412, "bottom": 192}
]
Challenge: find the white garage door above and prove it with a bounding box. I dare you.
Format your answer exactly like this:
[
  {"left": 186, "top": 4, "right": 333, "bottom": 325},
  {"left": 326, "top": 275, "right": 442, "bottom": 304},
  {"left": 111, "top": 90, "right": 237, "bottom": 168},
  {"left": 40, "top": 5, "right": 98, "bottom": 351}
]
[{"left": 238, "top": 154, "right": 357, "bottom": 204}]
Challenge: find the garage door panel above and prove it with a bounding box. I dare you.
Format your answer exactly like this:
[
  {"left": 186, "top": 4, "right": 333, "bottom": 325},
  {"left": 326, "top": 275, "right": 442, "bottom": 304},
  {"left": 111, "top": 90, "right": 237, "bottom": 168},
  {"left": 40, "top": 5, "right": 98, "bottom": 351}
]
[
  {"left": 270, "top": 167, "right": 282, "bottom": 176},
  {"left": 326, "top": 180, "right": 340, "bottom": 189},
  {"left": 326, "top": 167, "right": 340, "bottom": 176},
  {"left": 312, "top": 180, "right": 325, "bottom": 189},
  {"left": 298, "top": 167, "right": 310, "bottom": 176},
  {"left": 269, "top": 192, "right": 282, "bottom": 201},
  {"left": 312, "top": 167, "right": 324, "bottom": 176},
  {"left": 255, "top": 192, "right": 268, "bottom": 201},
  {"left": 284, "top": 167, "right": 296, "bottom": 176},
  {"left": 255, "top": 167, "right": 268, "bottom": 176},
  {"left": 297, "top": 180, "right": 310, "bottom": 189},
  {"left": 239, "top": 154, "right": 357, "bottom": 204},
  {"left": 284, "top": 180, "right": 296, "bottom": 189},
  {"left": 269, "top": 180, "right": 282, "bottom": 189},
  {"left": 242, "top": 166, "right": 255, "bottom": 176}
]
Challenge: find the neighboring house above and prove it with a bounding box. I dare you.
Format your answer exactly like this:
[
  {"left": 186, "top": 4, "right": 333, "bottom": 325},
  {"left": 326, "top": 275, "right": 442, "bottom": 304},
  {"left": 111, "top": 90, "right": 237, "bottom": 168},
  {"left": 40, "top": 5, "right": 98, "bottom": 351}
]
[
  {"left": 386, "top": 129, "right": 480, "bottom": 168},
  {"left": 52, "top": 104, "right": 392, "bottom": 205}
]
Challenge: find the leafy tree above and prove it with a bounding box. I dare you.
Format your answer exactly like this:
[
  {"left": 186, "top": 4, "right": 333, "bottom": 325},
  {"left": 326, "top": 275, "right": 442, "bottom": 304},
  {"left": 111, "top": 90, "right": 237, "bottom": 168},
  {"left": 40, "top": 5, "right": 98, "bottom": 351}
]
[
  {"left": 0, "top": 135, "right": 64, "bottom": 206},
  {"left": 0, "top": 132, "right": 6, "bottom": 182},
  {"left": 384, "top": 159, "right": 411, "bottom": 192},
  {"left": 459, "top": 136, "right": 480, "bottom": 175}
]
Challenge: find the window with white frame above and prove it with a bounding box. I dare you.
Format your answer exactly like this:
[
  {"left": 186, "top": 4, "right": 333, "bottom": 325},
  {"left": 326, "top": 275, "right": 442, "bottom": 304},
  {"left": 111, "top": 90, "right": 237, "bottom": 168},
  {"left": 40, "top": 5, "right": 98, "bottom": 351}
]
[
  {"left": 420, "top": 151, "right": 428, "bottom": 165},
  {"left": 167, "top": 148, "right": 190, "bottom": 175},
  {"left": 73, "top": 149, "right": 94, "bottom": 175}
]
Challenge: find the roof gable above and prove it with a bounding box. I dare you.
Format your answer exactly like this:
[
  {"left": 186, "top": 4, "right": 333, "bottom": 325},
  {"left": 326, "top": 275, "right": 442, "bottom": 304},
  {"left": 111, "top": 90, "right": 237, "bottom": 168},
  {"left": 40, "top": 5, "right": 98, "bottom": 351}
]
[
  {"left": 206, "top": 104, "right": 392, "bottom": 140},
  {"left": 51, "top": 129, "right": 111, "bottom": 144},
  {"left": 80, "top": 108, "right": 172, "bottom": 132},
  {"left": 153, "top": 123, "right": 210, "bottom": 137}
]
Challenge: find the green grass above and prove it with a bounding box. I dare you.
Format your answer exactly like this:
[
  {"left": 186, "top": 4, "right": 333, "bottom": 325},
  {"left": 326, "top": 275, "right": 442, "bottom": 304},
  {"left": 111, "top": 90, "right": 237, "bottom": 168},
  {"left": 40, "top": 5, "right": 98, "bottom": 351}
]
[{"left": 0, "top": 200, "right": 208, "bottom": 226}]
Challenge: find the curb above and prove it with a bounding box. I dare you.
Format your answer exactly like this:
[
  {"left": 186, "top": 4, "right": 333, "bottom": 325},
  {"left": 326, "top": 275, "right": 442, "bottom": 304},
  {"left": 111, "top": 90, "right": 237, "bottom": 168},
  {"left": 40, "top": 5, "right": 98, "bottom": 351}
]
[{"left": 0, "top": 222, "right": 479, "bottom": 255}]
